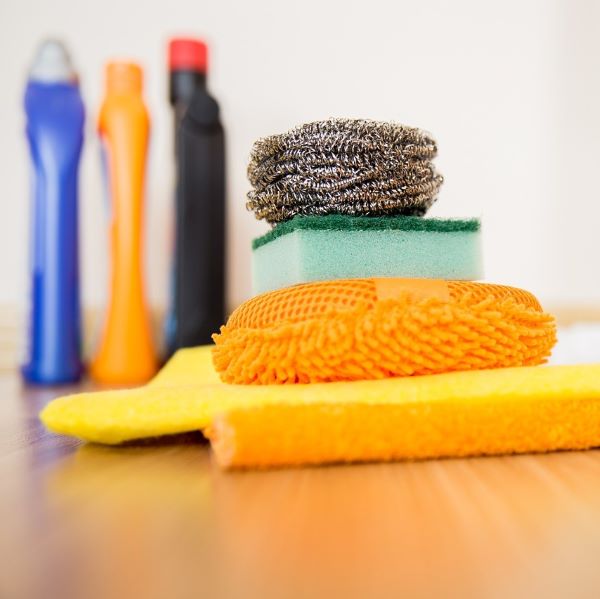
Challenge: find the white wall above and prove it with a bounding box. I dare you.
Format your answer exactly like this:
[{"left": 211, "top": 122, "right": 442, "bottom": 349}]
[{"left": 1, "top": 0, "right": 599, "bottom": 315}]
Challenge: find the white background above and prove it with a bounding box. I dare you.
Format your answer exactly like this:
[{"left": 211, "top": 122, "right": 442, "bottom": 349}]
[{"left": 1, "top": 0, "right": 600, "bottom": 315}]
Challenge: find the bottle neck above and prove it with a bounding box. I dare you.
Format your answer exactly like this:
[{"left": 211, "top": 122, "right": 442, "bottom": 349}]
[
  {"left": 169, "top": 70, "right": 206, "bottom": 108},
  {"left": 106, "top": 62, "right": 143, "bottom": 95}
]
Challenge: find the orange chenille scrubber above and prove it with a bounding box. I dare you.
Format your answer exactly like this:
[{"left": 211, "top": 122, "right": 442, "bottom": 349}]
[{"left": 212, "top": 278, "right": 557, "bottom": 385}]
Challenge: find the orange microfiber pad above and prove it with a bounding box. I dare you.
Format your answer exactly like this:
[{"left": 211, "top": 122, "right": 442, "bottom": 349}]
[
  {"left": 206, "top": 364, "right": 600, "bottom": 469},
  {"left": 212, "top": 278, "right": 557, "bottom": 384}
]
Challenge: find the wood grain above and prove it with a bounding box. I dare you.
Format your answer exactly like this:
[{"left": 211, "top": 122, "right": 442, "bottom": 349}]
[{"left": 2, "top": 374, "right": 600, "bottom": 599}]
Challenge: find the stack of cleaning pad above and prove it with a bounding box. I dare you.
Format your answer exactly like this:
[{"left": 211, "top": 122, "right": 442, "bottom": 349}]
[
  {"left": 213, "top": 118, "right": 555, "bottom": 384},
  {"left": 247, "top": 119, "right": 482, "bottom": 293},
  {"left": 41, "top": 118, "right": 600, "bottom": 470}
]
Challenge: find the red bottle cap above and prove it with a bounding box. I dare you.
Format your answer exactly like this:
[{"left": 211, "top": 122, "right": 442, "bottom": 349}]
[{"left": 169, "top": 38, "right": 208, "bottom": 73}]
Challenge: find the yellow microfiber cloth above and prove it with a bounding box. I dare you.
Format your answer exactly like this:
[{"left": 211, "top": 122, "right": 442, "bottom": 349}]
[
  {"left": 41, "top": 346, "right": 223, "bottom": 444},
  {"left": 40, "top": 346, "right": 600, "bottom": 469}
]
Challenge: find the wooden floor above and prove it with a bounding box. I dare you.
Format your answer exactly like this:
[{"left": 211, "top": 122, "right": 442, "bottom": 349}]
[{"left": 3, "top": 375, "right": 600, "bottom": 599}]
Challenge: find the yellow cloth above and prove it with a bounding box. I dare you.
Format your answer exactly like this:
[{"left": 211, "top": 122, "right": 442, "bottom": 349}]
[
  {"left": 41, "top": 346, "right": 223, "bottom": 444},
  {"left": 40, "top": 346, "right": 600, "bottom": 468}
]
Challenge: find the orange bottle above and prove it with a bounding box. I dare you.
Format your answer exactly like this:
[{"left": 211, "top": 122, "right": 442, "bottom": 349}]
[{"left": 90, "top": 62, "right": 157, "bottom": 384}]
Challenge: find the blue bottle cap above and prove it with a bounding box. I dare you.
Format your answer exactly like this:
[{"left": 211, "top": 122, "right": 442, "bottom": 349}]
[{"left": 29, "top": 39, "right": 77, "bottom": 84}]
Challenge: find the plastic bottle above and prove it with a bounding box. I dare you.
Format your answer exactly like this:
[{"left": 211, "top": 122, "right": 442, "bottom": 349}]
[
  {"left": 22, "top": 40, "right": 84, "bottom": 385},
  {"left": 165, "top": 38, "right": 226, "bottom": 356},
  {"left": 90, "top": 62, "right": 157, "bottom": 384}
]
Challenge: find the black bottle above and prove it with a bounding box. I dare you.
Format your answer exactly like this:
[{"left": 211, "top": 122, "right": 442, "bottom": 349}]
[{"left": 166, "top": 38, "right": 225, "bottom": 355}]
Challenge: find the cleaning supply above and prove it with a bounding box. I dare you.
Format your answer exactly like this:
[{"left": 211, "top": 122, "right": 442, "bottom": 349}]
[
  {"left": 165, "top": 38, "right": 226, "bottom": 356},
  {"left": 247, "top": 119, "right": 443, "bottom": 224},
  {"left": 90, "top": 62, "right": 157, "bottom": 384},
  {"left": 207, "top": 363, "right": 600, "bottom": 469},
  {"left": 212, "top": 278, "right": 557, "bottom": 384},
  {"left": 39, "top": 346, "right": 600, "bottom": 466},
  {"left": 41, "top": 346, "right": 221, "bottom": 444},
  {"left": 22, "top": 40, "right": 84, "bottom": 384},
  {"left": 38, "top": 116, "right": 589, "bottom": 473},
  {"left": 252, "top": 214, "right": 482, "bottom": 293},
  {"left": 168, "top": 38, "right": 208, "bottom": 133}
]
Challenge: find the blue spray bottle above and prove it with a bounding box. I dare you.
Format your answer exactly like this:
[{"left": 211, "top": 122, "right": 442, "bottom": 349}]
[{"left": 22, "top": 40, "right": 85, "bottom": 384}]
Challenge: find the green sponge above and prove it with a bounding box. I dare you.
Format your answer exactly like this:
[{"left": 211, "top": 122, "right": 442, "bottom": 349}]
[{"left": 252, "top": 215, "right": 482, "bottom": 294}]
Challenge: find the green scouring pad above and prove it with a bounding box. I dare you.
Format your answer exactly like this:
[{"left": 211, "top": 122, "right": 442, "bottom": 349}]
[{"left": 252, "top": 214, "right": 482, "bottom": 294}]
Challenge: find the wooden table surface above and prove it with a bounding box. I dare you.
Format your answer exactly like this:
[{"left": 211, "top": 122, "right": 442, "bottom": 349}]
[{"left": 3, "top": 374, "right": 600, "bottom": 599}]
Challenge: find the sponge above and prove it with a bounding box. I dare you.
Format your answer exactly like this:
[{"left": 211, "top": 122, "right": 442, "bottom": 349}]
[
  {"left": 213, "top": 279, "right": 557, "bottom": 384},
  {"left": 39, "top": 345, "right": 600, "bottom": 469},
  {"left": 252, "top": 215, "right": 482, "bottom": 294}
]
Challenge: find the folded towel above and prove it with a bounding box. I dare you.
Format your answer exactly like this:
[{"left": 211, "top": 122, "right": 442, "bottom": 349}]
[
  {"left": 208, "top": 363, "right": 600, "bottom": 468},
  {"left": 40, "top": 346, "right": 600, "bottom": 470}
]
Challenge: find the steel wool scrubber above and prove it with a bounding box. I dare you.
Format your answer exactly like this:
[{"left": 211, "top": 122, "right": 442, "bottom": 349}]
[{"left": 247, "top": 118, "right": 444, "bottom": 224}]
